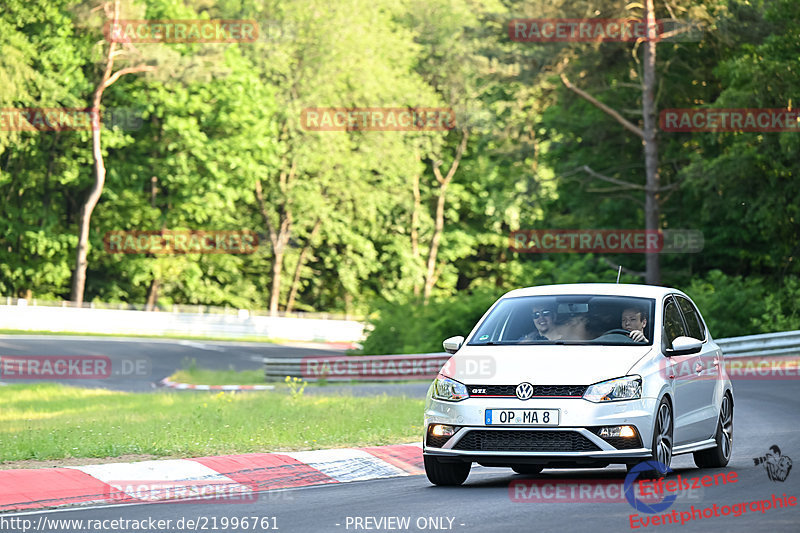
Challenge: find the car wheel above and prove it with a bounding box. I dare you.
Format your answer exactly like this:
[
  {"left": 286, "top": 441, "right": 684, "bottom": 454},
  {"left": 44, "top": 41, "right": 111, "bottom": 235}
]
[
  {"left": 693, "top": 392, "right": 733, "bottom": 468},
  {"left": 628, "top": 397, "right": 673, "bottom": 478},
  {"left": 512, "top": 465, "right": 544, "bottom": 475},
  {"left": 424, "top": 455, "right": 471, "bottom": 486}
]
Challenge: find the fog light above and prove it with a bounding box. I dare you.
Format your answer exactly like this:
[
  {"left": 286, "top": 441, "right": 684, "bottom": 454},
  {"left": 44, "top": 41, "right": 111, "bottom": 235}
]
[
  {"left": 430, "top": 424, "right": 456, "bottom": 437},
  {"left": 599, "top": 425, "right": 636, "bottom": 438}
]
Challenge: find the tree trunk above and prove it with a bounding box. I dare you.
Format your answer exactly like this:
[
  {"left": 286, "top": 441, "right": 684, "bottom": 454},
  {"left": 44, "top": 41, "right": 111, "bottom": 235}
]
[
  {"left": 423, "top": 189, "right": 448, "bottom": 302},
  {"left": 285, "top": 218, "right": 321, "bottom": 313},
  {"left": 145, "top": 278, "right": 160, "bottom": 311},
  {"left": 71, "top": 81, "right": 108, "bottom": 305},
  {"left": 266, "top": 216, "right": 291, "bottom": 316},
  {"left": 559, "top": 0, "right": 664, "bottom": 285},
  {"left": 344, "top": 290, "right": 353, "bottom": 321},
  {"left": 423, "top": 129, "right": 469, "bottom": 303},
  {"left": 642, "top": 0, "right": 661, "bottom": 284},
  {"left": 269, "top": 246, "right": 285, "bottom": 314},
  {"left": 411, "top": 169, "right": 421, "bottom": 297},
  {"left": 254, "top": 166, "right": 295, "bottom": 316},
  {"left": 70, "top": 0, "right": 155, "bottom": 304}
]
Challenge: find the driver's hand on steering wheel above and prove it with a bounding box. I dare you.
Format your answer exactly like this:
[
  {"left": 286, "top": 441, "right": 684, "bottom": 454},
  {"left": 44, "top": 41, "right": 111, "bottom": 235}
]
[{"left": 629, "top": 329, "right": 647, "bottom": 342}]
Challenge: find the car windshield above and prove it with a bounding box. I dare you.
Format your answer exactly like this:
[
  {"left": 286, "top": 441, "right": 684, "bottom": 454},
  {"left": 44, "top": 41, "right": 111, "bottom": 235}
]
[{"left": 468, "top": 295, "right": 655, "bottom": 346}]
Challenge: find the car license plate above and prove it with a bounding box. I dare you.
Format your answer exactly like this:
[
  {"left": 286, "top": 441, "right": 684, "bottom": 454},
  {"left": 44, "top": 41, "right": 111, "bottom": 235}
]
[{"left": 485, "top": 409, "right": 559, "bottom": 426}]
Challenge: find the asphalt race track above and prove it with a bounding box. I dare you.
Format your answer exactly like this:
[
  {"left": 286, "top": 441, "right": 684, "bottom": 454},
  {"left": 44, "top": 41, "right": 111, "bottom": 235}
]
[
  {"left": 0, "top": 335, "right": 340, "bottom": 392},
  {"left": 1, "top": 361, "right": 798, "bottom": 532}
]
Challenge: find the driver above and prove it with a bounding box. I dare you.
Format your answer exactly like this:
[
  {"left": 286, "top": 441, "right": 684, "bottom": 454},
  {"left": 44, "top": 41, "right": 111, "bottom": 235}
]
[{"left": 622, "top": 306, "right": 648, "bottom": 342}]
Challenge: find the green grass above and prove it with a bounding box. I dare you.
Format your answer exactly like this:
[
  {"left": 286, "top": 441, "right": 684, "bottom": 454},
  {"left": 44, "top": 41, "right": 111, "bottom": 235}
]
[
  {"left": 168, "top": 367, "right": 431, "bottom": 386},
  {"left": 169, "top": 368, "right": 267, "bottom": 385},
  {"left": 0, "top": 383, "right": 424, "bottom": 462}
]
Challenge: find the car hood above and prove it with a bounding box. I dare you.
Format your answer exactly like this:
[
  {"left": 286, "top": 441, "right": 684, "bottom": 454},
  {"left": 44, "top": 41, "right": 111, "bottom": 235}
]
[{"left": 441, "top": 344, "right": 653, "bottom": 385}]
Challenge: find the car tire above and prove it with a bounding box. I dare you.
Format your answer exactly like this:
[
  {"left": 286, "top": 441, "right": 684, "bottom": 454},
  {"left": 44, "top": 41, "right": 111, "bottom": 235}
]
[
  {"left": 424, "top": 455, "right": 471, "bottom": 486},
  {"left": 512, "top": 465, "right": 544, "bottom": 475},
  {"left": 628, "top": 397, "right": 673, "bottom": 478},
  {"left": 693, "top": 392, "right": 733, "bottom": 468}
]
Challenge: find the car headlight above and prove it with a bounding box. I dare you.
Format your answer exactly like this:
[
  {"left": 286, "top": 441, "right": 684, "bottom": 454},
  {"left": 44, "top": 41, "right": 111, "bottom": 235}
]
[
  {"left": 432, "top": 375, "right": 469, "bottom": 402},
  {"left": 583, "top": 376, "right": 641, "bottom": 402}
]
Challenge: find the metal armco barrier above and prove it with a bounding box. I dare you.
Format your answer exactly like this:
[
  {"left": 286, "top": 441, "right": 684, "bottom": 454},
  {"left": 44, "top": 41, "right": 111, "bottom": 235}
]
[
  {"left": 715, "top": 330, "right": 800, "bottom": 359},
  {"left": 265, "top": 330, "right": 800, "bottom": 383},
  {"left": 264, "top": 353, "right": 450, "bottom": 382}
]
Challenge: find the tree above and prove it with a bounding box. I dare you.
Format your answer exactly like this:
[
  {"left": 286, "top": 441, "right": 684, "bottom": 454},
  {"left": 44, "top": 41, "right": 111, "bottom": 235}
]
[
  {"left": 555, "top": 0, "right": 699, "bottom": 284},
  {"left": 71, "top": 0, "right": 154, "bottom": 304}
]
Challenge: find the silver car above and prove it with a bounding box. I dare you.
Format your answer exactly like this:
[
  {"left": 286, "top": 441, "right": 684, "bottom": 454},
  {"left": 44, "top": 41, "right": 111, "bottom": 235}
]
[{"left": 423, "top": 283, "right": 734, "bottom": 486}]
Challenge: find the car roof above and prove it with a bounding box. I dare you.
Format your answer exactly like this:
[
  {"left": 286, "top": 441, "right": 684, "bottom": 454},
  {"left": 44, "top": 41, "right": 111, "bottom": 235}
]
[{"left": 501, "top": 283, "right": 685, "bottom": 300}]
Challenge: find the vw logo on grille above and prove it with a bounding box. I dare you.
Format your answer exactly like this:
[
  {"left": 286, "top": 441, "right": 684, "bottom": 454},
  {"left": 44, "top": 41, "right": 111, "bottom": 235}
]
[{"left": 516, "top": 382, "right": 534, "bottom": 400}]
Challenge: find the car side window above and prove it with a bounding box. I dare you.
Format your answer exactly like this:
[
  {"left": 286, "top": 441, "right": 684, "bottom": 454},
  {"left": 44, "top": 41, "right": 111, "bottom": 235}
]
[
  {"left": 663, "top": 298, "right": 687, "bottom": 349},
  {"left": 676, "top": 296, "right": 706, "bottom": 341}
]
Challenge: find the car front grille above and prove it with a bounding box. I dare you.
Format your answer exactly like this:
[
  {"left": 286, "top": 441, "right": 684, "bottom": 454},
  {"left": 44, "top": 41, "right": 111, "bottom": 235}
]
[
  {"left": 452, "top": 430, "right": 601, "bottom": 452},
  {"left": 601, "top": 436, "right": 643, "bottom": 449},
  {"left": 426, "top": 434, "right": 452, "bottom": 448},
  {"left": 468, "top": 385, "right": 588, "bottom": 398}
]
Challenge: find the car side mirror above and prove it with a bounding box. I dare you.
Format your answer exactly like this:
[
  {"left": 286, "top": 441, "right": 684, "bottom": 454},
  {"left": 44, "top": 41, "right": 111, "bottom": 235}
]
[
  {"left": 443, "top": 335, "right": 465, "bottom": 354},
  {"left": 666, "top": 336, "right": 703, "bottom": 356}
]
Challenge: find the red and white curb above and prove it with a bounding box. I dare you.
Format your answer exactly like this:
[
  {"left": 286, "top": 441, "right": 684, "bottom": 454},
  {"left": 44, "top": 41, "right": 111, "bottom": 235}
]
[
  {"left": 157, "top": 378, "right": 275, "bottom": 391},
  {"left": 0, "top": 443, "right": 424, "bottom": 512}
]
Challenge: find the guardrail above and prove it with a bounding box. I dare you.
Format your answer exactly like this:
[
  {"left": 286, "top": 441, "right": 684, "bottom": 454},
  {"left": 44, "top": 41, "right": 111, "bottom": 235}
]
[
  {"left": 715, "top": 330, "right": 800, "bottom": 359},
  {"left": 264, "top": 353, "right": 450, "bottom": 382},
  {"left": 265, "top": 330, "right": 800, "bottom": 382}
]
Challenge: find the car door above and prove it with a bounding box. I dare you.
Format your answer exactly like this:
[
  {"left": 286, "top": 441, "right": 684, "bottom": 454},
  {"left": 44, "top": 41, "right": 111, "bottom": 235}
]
[
  {"left": 661, "top": 295, "right": 707, "bottom": 445},
  {"left": 675, "top": 295, "right": 720, "bottom": 440}
]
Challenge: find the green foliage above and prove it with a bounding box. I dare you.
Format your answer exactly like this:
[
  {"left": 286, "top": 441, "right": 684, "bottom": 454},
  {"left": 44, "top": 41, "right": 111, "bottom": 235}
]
[
  {"left": 360, "top": 288, "right": 501, "bottom": 355},
  {"left": 686, "top": 270, "right": 768, "bottom": 338},
  {"left": 0, "top": 0, "right": 797, "bottom": 345},
  {"left": 687, "top": 270, "right": 800, "bottom": 338},
  {"left": 758, "top": 277, "right": 800, "bottom": 334}
]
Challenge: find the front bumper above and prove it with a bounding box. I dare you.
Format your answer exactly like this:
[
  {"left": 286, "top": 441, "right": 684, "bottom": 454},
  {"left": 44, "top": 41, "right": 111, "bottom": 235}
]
[{"left": 423, "top": 396, "right": 657, "bottom": 465}]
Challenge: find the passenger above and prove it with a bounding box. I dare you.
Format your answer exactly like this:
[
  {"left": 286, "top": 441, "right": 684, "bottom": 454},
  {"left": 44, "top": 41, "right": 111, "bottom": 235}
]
[
  {"left": 622, "top": 306, "right": 648, "bottom": 342},
  {"left": 521, "top": 303, "right": 560, "bottom": 341},
  {"left": 557, "top": 313, "right": 592, "bottom": 341}
]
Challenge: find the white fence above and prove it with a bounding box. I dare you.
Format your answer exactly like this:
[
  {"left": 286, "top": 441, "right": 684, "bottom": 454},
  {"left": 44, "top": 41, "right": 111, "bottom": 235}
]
[
  {"left": 2, "top": 297, "right": 358, "bottom": 321},
  {"left": 0, "top": 304, "right": 365, "bottom": 343}
]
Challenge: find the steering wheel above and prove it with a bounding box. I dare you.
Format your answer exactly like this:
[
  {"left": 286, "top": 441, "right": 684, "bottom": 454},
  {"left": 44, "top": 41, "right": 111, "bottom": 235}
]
[{"left": 601, "top": 329, "right": 632, "bottom": 337}]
